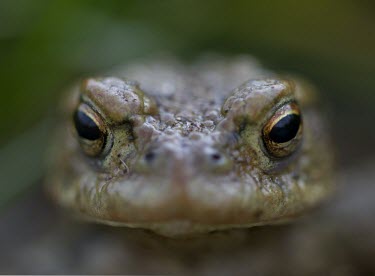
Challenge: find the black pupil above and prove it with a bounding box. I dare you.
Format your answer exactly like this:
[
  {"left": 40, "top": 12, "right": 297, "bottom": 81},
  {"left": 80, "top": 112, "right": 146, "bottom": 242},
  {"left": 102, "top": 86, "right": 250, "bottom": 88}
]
[
  {"left": 269, "top": 114, "right": 301, "bottom": 143},
  {"left": 74, "top": 110, "right": 102, "bottom": 141}
]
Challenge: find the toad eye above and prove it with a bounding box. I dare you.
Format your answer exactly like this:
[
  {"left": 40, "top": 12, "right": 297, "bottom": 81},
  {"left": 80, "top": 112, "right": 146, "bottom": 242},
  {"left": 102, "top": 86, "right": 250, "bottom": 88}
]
[
  {"left": 263, "top": 102, "right": 303, "bottom": 158},
  {"left": 73, "top": 104, "right": 108, "bottom": 157}
]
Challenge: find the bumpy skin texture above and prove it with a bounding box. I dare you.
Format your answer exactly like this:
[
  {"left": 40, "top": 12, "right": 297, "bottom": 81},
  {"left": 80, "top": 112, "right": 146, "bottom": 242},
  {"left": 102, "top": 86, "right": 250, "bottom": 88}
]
[{"left": 47, "top": 55, "right": 334, "bottom": 237}]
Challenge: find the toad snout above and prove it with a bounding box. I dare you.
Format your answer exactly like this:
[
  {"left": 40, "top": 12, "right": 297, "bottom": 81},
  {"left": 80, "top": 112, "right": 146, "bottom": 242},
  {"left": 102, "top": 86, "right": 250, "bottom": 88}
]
[{"left": 135, "top": 136, "right": 233, "bottom": 183}]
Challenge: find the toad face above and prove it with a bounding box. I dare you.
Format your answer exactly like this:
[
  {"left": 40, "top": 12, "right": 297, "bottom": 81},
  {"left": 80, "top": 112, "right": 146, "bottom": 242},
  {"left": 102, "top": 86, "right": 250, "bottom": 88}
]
[{"left": 47, "top": 56, "right": 333, "bottom": 237}]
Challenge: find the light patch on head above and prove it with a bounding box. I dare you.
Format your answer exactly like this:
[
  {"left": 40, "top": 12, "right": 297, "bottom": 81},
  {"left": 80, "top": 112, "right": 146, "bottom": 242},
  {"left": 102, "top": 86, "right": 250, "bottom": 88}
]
[
  {"left": 222, "top": 79, "right": 295, "bottom": 124},
  {"left": 81, "top": 77, "right": 157, "bottom": 123}
]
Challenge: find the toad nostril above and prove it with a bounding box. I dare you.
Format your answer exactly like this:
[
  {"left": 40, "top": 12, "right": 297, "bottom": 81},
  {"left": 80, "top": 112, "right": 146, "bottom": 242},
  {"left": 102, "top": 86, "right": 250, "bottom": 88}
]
[
  {"left": 204, "top": 150, "right": 232, "bottom": 173},
  {"left": 144, "top": 151, "right": 157, "bottom": 163},
  {"left": 210, "top": 152, "right": 223, "bottom": 162}
]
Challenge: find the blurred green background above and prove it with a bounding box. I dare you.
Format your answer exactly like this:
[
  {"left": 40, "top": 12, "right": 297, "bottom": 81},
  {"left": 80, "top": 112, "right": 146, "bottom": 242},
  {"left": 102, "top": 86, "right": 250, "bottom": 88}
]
[{"left": 1, "top": 0, "right": 375, "bottom": 208}]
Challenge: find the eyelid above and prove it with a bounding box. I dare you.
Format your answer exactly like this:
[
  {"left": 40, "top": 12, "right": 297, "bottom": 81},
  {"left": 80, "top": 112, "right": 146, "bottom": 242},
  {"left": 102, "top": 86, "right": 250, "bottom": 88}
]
[
  {"left": 266, "top": 101, "right": 301, "bottom": 129},
  {"left": 267, "top": 103, "right": 300, "bottom": 130}
]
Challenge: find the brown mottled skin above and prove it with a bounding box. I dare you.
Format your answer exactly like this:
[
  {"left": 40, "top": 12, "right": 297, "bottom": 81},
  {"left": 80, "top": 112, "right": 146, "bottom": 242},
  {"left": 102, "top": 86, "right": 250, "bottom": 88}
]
[{"left": 47, "top": 55, "right": 334, "bottom": 237}]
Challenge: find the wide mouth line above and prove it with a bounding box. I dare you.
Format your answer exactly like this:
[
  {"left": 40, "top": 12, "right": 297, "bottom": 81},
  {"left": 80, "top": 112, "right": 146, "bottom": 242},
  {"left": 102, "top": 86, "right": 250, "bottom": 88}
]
[{"left": 86, "top": 216, "right": 294, "bottom": 237}]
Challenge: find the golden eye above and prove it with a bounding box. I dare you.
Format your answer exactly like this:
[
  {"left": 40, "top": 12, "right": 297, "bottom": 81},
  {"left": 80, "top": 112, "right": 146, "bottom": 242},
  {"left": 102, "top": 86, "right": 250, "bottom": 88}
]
[
  {"left": 73, "top": 104, "right": 107, "bottom": 157},
  {"left": 263, "top": 102, "right": 303, "bottom": 158}
]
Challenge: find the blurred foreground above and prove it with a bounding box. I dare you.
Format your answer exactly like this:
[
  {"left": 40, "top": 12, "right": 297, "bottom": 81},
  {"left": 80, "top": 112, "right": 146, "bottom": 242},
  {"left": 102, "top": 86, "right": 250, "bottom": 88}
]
[{"left": 1, "top": 163, "right": 374, "bottom": 275}]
